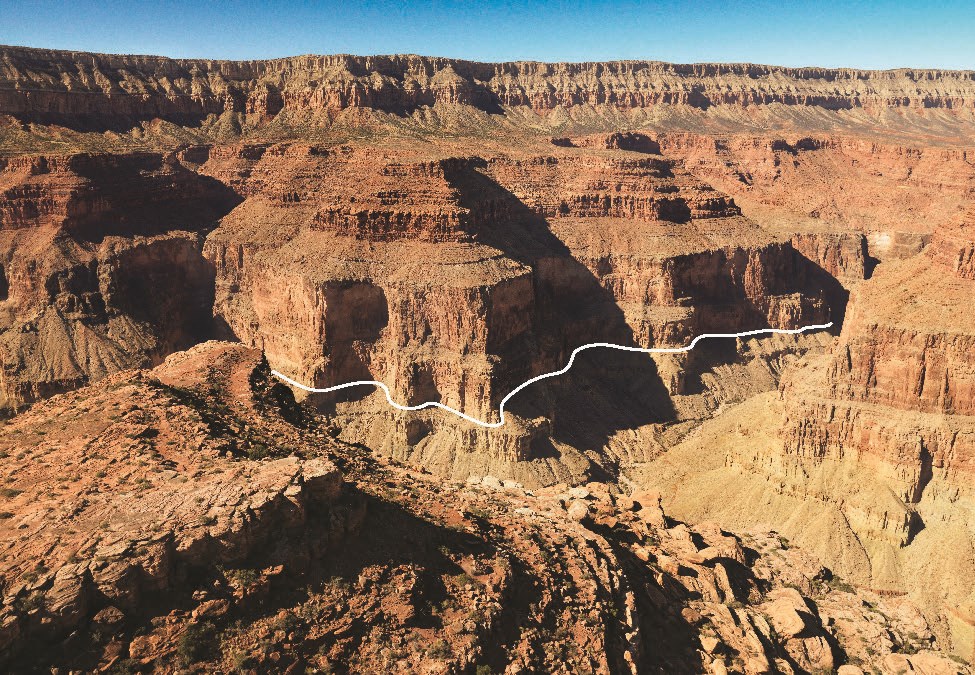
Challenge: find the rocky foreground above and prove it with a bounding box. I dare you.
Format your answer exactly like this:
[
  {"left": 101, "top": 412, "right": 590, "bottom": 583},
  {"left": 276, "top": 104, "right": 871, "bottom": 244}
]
[{"left": 0, "top": 343, "right": 964, "bottom": 674}]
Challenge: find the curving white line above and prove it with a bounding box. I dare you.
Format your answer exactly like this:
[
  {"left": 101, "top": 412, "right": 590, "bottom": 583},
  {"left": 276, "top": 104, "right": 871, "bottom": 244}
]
[{"left": 271, "top": 322, "right": 833, "bottom": 429}]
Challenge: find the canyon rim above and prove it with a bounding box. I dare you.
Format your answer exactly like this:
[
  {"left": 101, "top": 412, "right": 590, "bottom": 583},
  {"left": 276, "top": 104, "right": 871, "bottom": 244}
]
[{"left": 0, "top": 36, "right": 974, "bottom": 675}]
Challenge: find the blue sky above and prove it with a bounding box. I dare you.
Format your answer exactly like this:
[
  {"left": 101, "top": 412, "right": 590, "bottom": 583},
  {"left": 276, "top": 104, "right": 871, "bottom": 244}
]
[{"left": 2, "top": 0, "right": 973, "bottom": 69}]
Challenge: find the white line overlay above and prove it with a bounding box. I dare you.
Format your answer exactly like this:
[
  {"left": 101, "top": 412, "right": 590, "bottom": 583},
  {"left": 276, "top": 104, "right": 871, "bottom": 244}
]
[{"left": 271, "top": 322, "right": 833, "bottom": 429}]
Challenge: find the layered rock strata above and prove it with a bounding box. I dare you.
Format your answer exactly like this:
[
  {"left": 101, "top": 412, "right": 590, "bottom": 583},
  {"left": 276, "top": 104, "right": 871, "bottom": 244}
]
[
  {"left": 637, "top": 211, "right": 975, "bottom": 661},
  {"left": 0, "top": 348, "right": 962, "bottom": 673},
  {"left": 0, "top": 151, "right": 239, "bottom": 413},
  {"left": 656, "top": 132, "right": 975, "bottom": 283},
  {"left": 4, "top": 47, "right": 975, "bottom": 126},
  {"left": 0, "top": 45, "right": 974, "bottom": 669},
  {"left": 201, "top": 139, "right": 835, "bottom": 483}
]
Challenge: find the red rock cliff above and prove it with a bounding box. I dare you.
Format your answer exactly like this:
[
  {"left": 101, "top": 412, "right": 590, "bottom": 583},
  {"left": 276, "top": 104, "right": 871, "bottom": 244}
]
[
  {"left": 0, "top": 151, "right": 239, "bottom": 412},
  {"left": 3, "top": 46, "right": 975, "bottom": 129}
]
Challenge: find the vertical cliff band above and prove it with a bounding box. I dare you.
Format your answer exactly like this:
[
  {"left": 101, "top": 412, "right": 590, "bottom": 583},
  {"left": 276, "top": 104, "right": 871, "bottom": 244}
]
[{"left": 272, "top": 322, "right": 835, "bottom": 427}]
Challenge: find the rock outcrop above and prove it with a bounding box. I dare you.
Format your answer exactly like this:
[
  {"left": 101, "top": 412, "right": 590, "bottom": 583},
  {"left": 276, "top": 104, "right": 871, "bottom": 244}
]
[
  {"left": 637, "top": 210, "right": 975, "bottom": 663},
  {"left": 1, "top": 45, "right": 974, "bottom": 671},
  {"left": 0, "top": 151, "right": 239, "bottom": 413},
  {"left": 0, "top": 345, "right": 963, "bottom": 673},
  {"left": 0, "top": 341, "right": 359, "bottom": 667},
  {"left": 200, "top": 139, "right": 836, "bottom": 484}
]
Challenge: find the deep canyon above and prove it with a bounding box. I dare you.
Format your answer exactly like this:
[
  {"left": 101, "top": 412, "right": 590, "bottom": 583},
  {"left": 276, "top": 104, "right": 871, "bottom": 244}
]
[{"left": 0, "top": 45, "right": 974, "bottom": 674}]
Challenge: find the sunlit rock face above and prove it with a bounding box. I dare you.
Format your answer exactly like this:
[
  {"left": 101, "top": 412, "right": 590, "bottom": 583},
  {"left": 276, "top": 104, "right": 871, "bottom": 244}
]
[{"left": 2, "top": 44, "right": 975, "bottom": 667}]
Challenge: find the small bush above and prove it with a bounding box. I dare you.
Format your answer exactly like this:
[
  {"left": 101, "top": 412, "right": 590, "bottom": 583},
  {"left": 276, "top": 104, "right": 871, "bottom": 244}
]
[
  {"left": 178, "top": 621, "right": 217, "bottom": 665},
  {"left": 427, "top": 639, "right": 452, "bottom": 659},
  {"left": 827, "top": 575, "right": 856, "bottom": 594},
  {"left": 326, "top": 576, "right": 351, "bottom": 594},
  {"left": 452, "top": 573, "right": 474, "bottom": 588},
  {"left": 223, "top": 567, "right": 260, "bottom": 588},
  {"left": 272, "top": 611, "right": 302, "bottom": 636},
  {"left": 103, "top": 658, "right": 137, "bottom": 674},
  {"left": 466, "top": 506, "right": 492, "bottom": 520},
  {"left": 245, "top": 442, "right": 271, "bottom": 460},
  {"left": 14, "top": 589, "right": 44, "bottom": 612}
]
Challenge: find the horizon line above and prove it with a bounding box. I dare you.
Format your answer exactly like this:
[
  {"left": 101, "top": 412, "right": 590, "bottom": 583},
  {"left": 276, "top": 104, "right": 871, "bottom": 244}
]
[{"left": 2, "top": 44, "right": 971, "bottom": 75}]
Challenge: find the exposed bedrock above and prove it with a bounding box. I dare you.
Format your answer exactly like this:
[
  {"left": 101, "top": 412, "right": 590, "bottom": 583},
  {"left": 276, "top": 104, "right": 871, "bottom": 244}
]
[
  {"left": 0, "top": 342, "right": 357, "bottom": 665},
  {"left": 4, "top": 47, "right": 975, "bottom": 131},
  {"left": 656, "top": 132, "right": 975, "bottom": 276},
  {"left": 782, "top": 213, "right": 975, "bottom": 497},
  {"left": 203, "top": 142, "right": 838, "bottom": 483},
  {"left": 3, "top": 343, "right": 961, "bottom": 673},
  {"left": 638, "top": 212, "right": 975, "bottom": 660},
  {"left": 781, "top": 227, "right": 975, "bottom": 657},
  {"left": 0, "top": 151, "right": 240, "bottom": 413}
]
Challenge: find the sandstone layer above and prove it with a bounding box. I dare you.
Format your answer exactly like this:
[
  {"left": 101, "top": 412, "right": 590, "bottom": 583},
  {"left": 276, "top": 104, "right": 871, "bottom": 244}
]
[
  {"left": 4, "top": 47, "right": 975, "bottom": 122},
  {"left": 199, "top": 137, "right": 836, "bottom": 485},
  {"left": 0, "top": 151, "right": 238, "bottom": 413},
  {"left": 636, "top": 210, "right": 975, "bottom": 662},
  {"left": 3, "top": 46, "right": 975, "bottom": 155}
]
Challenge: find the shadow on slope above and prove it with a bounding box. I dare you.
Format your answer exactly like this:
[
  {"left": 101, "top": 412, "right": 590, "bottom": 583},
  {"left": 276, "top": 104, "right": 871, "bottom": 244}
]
[{"left": 445, "top": 159, "right": 678, "bottom": 453}]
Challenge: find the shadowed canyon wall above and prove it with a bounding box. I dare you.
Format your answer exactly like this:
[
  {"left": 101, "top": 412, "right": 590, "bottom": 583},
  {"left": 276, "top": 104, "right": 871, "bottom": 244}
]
[
  {"left": 199, "top": 138, "right": 838, "bottom": 485},
  {"left": 0, "top": 151, "right": 239, "bottom": 411}
]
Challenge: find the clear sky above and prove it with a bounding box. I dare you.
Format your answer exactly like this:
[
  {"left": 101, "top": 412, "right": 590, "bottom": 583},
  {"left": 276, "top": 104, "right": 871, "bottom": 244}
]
[{"left": 2, "top": 0, "right": 973, "bottom": 70}]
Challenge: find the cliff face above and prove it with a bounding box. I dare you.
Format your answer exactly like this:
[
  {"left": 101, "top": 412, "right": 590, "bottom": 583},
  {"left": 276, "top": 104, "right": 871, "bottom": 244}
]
[
  {"left": 0, "top": 342, "right": 957, "bottom": 674},
  {"left": 656, "top": 133, "right": 975, "bottom": 278},
  {"left": 637, "top": 211, "right": 975, "bottom": 661},
  {"left": 3, "top": 47, "right": 975, "bottom": 125},
  {"left": 0, "top": 151, "right": 239, "bottom": 412},
  {"left": 199, "top": 137, "right": 836, "bottom": 484},
  {"left": 3, "top": 46, "right": 975, "bottom": 158},
  {"left": 780, "top": 216, "right": 975, "bottom": 658},
  {"left": 2, "top": 46, "right": 975, "bottom": 668},
  {"left": 782, "top": 212, "right": 975, "bottom": 495}
]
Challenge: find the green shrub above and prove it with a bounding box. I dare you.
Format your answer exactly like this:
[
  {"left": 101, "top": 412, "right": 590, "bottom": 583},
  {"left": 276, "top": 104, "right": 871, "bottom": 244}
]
[
  {"left": 452, "top": 573, "right": 474, "bottom": 588},
  {"left": 245, "top": 442, "right": 271, "bottom": 460},
  {"left": 223, "top": 567, "right": 260, "bottom": 588},
  {"left": 178, "top": 621, "right": 217, "bottom": 665},
  {"left": 427, "top": 639, "right": 451, "bottom": 659}
]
